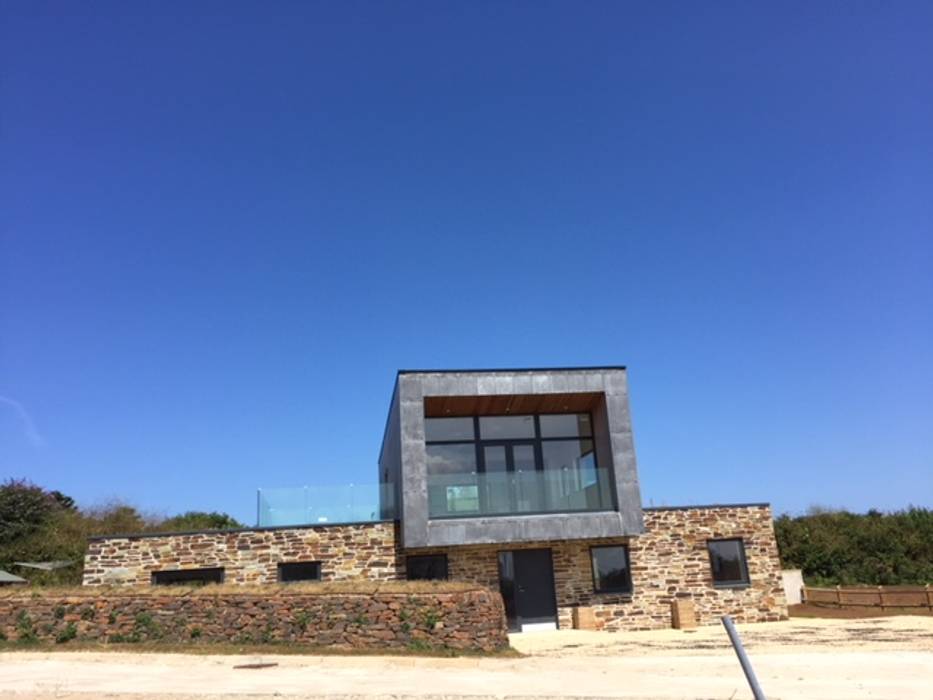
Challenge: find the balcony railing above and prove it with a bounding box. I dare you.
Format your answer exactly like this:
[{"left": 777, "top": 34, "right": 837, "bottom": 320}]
[
  {"left": 427, "top": 467, "right": 615, "bottom": 519},
  {"left": 257, "top": 484, "right": 395, "bottom": 526}
]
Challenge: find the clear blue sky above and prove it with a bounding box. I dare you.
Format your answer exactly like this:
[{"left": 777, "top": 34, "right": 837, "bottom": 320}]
[{"left": 2, "top": 2, "right": 931, "bottom": 525}]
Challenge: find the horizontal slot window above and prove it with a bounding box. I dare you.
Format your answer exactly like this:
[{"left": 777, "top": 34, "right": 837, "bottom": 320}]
[
  {"left": 278, "top": 561, "right": 322, "bottom": 583},
  {"left": 151, "top": 567, "right": 224, "bottom": 586}
]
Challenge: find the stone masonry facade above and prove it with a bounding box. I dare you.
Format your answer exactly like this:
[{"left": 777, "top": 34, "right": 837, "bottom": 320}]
[
  {"left": 83, "top": 521, "right": 399, "bottom": 586},
  {"left": 84, "top": 505, "right": 786, "bottom": 631},
  {"left": 0, "top": 585, "right": 509, "bottom": 652},
  {"left": 403, "top": 505, "right": 787, "bottom": 631}
]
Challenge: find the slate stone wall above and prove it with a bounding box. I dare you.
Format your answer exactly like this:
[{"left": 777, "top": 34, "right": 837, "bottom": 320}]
[
  {"left": 0, "top": 585, "right": 508, "bottom": 652},
  {"left": 83, "top": 505, "right": 786, "bottom": 632},
  {"left": 405, "top": 504, "right": 787, "bottom": 630},
  {"left": 83, "top": 521, "right": 399, "bottom": 586}
]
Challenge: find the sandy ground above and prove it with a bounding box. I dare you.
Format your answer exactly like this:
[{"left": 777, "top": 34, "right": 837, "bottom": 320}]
[{"left": 1, "top": 617, "right": 932, "bottom": 700}]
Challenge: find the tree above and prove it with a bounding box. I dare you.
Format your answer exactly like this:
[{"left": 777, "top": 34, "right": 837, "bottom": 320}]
[
  {"left": 159, "top": 511, "right": 244, "bottom": 532},
  {"left": 775, "top": 507, "right": 933, "bottom": 586},
  {"left": 0, "top": 478, "right": 244, "bottom": 586},
  {"left": 0, "top": 479, "right": 62, "bottom": 544}
]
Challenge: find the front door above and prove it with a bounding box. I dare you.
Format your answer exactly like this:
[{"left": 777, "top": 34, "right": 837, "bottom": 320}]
[{"left": 498, "top": 548, "right": 557, "bottom": 631}]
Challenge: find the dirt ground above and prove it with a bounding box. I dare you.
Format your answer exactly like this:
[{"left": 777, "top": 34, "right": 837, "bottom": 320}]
[{"left": 1, "top": 616, "right": 932, "bottom": 700}]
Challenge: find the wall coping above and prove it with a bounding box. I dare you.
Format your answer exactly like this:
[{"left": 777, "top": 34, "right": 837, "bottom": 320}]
[
  {"left": 644, "top": 502, "right": 771, "bottom": 512},
  {"left": 87, "top": 519, "right": 396, "bottom": 542}
]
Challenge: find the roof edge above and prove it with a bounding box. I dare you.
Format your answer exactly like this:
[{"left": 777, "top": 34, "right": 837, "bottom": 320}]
[
  {"left": 398, "top": 365, "right": 626, "bottom": 375},
  {"left": 87, "top": 519, "right": 397, "bottom": 542},
  {"left": 643, "top": 502, "right": 771, "bottom": 512}
]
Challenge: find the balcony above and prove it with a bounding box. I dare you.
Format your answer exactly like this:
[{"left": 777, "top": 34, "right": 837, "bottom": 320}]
[
  {"left": 257, "top": 484, "right": 395, "bottom": 527},
  {"left": 426, "top": 467, "right": 615, "bottom": 519}
]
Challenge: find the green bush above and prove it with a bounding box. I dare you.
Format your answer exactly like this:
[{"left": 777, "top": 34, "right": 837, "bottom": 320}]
[
  {"left": 775, "top": 507, "right": 933, "bottom": 586},
  {"left": 56, "top": 623, "right": 77, "bottom": 644},
  {"left": 0, "top": 479, "right": 242, "bottom": 586}
]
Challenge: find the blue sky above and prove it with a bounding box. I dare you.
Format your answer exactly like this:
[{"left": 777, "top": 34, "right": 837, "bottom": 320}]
[{"left": 1, "top": 1, "right": 931, "bottom": 525}]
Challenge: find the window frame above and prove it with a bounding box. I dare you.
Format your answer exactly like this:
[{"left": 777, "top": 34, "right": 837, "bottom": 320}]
[
  {"left": 277, "top": 561, "right": 323, "bottom": 583},
  {"left": 151, "top": 567, "right": 225, "bottom": 586},
  {"left": 405, "top": 554, "right": 449, "bottom": 581},
  {"left": 589, "top": 544, "right": 634, "bottom": 595},
  {"left": 424, "top": 412, "right": 606, "bottom": 519},
  {"left": 706, "top": 538, "right": 751, "bottom": 589},
  {"left": 424, "top": 413, "right": 599, "bottom": 477}
]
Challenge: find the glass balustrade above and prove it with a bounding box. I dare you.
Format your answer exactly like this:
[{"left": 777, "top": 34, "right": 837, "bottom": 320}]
[
  {"left": 257, "top": 484, "right": 395, "bottom": 526},
  {"left": 426, "top": 467, "right": 615, "bottom": 518}
]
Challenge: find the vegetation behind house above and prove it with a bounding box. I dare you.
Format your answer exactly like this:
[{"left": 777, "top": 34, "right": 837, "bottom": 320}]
[
  {"left": 775, "top": 507, "right": 933, "bottom": 586},
  {"left": 0, "top": 479, "right": 243, "bottom": 586}
]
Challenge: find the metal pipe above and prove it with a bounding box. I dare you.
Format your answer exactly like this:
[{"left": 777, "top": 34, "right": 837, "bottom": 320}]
[{"left": 721, "top": 615, "right": 766, "bottom": 700}]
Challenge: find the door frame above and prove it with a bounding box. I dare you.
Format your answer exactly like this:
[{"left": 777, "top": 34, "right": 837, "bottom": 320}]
[{"left": 497, "top": 547, "right": 559, "bottom": 631}]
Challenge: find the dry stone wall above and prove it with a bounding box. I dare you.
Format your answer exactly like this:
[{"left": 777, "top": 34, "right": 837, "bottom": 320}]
[
  {"left": 0, "top": 585, "right": 508, "bottom": 652},
  {"left": 83, "top": 522, "right": 399, "bottom": 586},
  {"left": 405, "top": 505, "right": 787, "bottom": 631}
]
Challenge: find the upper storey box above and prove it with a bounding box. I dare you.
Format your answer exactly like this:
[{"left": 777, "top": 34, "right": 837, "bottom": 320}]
[{"left": 379, "top": 368, "right": 645, "bottom": 548}]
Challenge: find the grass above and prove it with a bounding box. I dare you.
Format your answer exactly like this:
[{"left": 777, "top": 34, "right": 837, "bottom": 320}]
[
  {"left": 0, "top": 639, "right": 520, "bottom": 658},
  {"left": 0, "top": 580, "right": 483, "bottom": 599}
]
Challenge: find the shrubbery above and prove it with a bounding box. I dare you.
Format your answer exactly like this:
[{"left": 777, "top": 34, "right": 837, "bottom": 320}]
[
  {"left": 0, "top": 478, "right": 243, "bottom": 586},
  {"left": 774, "top": 507, "right": 933, "bottom": 586}
]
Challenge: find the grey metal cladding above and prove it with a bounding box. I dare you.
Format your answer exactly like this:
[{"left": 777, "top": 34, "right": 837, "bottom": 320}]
[{"left": 383, "top": 368, "right": 645, "bottom": 547}]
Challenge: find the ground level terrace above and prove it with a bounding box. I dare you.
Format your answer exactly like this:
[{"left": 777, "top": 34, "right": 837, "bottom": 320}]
[
  {"left": 3, "top": 617, "right": 933, "bottom": 700},
  {"left": 83, "top": 503, "right": 787, "bottom": 631}
]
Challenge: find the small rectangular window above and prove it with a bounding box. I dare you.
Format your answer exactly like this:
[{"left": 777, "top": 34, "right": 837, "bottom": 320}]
[
  {"left": 152, "top": 567, "right": 224, "bottom": 586},
  {"left": 707, "top": 538, "right": 751, "bottom": 587},
  {"left": 590, "top": 545, "right": 632, "bottom": 594},
  {"left": 278, "top": 561, "right": 322, "bottom": 583},
  {"left": 406, "top": 554, "right": 449, "bottom": 581}
]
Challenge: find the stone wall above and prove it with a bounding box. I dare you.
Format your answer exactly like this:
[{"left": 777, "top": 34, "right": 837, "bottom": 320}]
[
  {"left": 83, "top": 505, "right": 786, "bottom": 632},
  {"left": 405, "top": 504, "right": 787, "bottom": 631},
  {"left": 0, "top": 583, "right": 508, "bottom": 652},
  {"left": 83, "top": 522, "right": 399, "bottom": 586}
]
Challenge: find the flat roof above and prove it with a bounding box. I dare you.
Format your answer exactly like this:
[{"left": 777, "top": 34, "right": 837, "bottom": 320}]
[
  {"left": 398, "top": 366, "right": 626, "bottom": 374},
  {"left": 86, "top": 503, "right": 772, "bottom": 541}
]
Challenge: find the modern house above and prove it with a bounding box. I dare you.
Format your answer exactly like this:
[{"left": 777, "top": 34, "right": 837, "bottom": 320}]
[{"left": 84, "top": 367, "right": 787, "bottom": 631}]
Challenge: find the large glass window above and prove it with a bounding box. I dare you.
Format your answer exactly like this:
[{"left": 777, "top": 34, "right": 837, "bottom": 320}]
[
  {"left": 590, "top": 546, "right": 632, "bottom": 593},
  {"left": 707, "top": 539, "right": 751, "bottom": 587},
  {"left": 424, "top": 412, "right": 611, "bottom": 517}
]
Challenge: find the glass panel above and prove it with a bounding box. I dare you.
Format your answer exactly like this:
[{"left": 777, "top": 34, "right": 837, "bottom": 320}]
[
  {"left": 406, "top": 555, "right": 448, "bottom": 581},
  {"left": 426, "top": 443, "right": 477, "bottom": 475},
  {"left": 426, "top": 444, "right": 479, "bottom": 516},
  {"left": 708, "top": 539, "right": 749, "bottom": 585},
  {"left": 426, "top": 467, "right": 613, "bottom": 517},
  {"left": 257, "top": 484, "right": 391, "bottom": 526},
  {"left": 512, "top": 444, "right": 540, "bottom": 512},
  {"left": 539, "top": 413, "right": 593, "bottom": 438},
  {"left": 479, "top": 415, "right": 535, "bottom": 439},
  {"left": 425, "top": 417, "right": 474, "bottom": 441},
  {"left": 591, "top": 546, "right": 632, "bottom": 593},
  {"left": 483, "top": 446, "right": 511, "bottom": 513},
  {"left": 512, "top": 445, "right": 536, "bottom": 472},
  {"left": 541, "top": 439, "right": 605, "bottom": 510}
]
